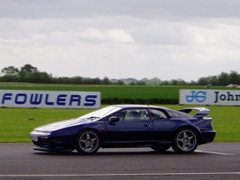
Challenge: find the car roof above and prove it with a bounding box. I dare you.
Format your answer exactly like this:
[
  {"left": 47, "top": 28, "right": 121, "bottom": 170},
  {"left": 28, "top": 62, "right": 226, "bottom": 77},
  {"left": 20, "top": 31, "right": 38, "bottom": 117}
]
[{"left": 113, "top": 104, "right": 169, "bottom": 110}]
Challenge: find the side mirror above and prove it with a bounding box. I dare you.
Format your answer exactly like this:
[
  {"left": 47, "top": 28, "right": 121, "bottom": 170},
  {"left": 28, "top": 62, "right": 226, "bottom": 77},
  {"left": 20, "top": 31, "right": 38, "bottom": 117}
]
[{"left": 109, "top": 117, "right": 120, "bottom": 125}]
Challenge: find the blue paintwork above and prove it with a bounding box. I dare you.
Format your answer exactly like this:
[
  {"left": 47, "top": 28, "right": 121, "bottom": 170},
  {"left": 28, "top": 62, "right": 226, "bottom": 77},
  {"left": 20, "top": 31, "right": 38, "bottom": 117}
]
[{"left": 30, "top": 105, "right": 216, "bottom": 152}]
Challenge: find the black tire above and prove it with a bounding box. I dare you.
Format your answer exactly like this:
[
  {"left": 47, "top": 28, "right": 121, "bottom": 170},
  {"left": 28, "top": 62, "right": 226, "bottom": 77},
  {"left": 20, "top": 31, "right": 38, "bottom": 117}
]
[
  {"left": 172, "top": 127, "right": 198, "bottom": 154},
  {"left": 76, "top": 130, "right": 100, "bottom": 154},
  {"left": 151, "top": 145, "right": 170, "bottom": 153}
]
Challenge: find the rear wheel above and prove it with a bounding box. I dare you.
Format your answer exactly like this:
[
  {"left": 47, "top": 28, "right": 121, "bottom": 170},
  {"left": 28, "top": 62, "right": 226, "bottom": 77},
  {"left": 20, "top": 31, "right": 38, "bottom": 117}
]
[
  {"left": 76, "top": 130, "right": 100, "bottom": 154},
  {"left": 172, "top": 128, "right": 198, "bottom": 154}
]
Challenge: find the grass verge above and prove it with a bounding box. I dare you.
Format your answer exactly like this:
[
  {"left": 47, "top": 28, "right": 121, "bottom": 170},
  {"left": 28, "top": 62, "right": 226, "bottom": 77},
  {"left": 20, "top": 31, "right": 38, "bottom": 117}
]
[{"left": 0, "top": 105, "right": 239, "bottom": 142}]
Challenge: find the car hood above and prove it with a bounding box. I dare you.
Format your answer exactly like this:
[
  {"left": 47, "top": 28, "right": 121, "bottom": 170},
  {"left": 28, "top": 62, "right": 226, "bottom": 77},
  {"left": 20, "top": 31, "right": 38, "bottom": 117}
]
[{"left": 34, "top": 118, "right": 90, "bottom": 132}]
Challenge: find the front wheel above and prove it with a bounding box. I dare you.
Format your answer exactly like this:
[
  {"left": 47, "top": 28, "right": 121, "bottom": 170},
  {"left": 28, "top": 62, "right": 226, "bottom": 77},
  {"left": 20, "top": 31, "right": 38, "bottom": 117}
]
[
  {"left": 172, "top": 128, "right": 198, "bottom": 154},
  {"left": 76, "top": 130, "right": 100, "bottom": 154}
]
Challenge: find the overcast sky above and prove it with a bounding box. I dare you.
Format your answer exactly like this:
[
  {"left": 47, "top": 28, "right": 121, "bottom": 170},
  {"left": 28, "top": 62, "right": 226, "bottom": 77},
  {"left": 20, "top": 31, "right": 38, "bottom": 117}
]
[{"left": 1, "top": 0, "right": 240, "bottom": 81}]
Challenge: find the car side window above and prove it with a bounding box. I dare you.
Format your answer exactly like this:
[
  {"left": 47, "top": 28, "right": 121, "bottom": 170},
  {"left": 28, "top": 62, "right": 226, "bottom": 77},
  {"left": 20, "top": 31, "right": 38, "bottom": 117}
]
[
  {"left": 124, "top": 109, "right": 150, "bottom": 121},
  {"left": 150, "top": 109, "right": 168, "bottom": 120},
  {"left": 109, "top": 110, "right": 127, "bottom": 121}
]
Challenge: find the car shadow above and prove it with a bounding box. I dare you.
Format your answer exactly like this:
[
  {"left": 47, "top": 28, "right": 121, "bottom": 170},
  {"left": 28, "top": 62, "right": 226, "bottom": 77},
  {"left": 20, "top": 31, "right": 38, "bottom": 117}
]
[{"left": 33, "top": 148, "right": 208, "bottom": 156}]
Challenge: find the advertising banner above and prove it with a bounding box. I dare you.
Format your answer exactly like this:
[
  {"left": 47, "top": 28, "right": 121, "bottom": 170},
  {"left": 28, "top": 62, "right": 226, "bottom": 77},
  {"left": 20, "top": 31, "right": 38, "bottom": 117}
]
[
  {"left": 0, "top": 90, "right": 101, "bottom": 109},
  {"left": 180, "top": 89, "right": 240, "bottom": 105}
]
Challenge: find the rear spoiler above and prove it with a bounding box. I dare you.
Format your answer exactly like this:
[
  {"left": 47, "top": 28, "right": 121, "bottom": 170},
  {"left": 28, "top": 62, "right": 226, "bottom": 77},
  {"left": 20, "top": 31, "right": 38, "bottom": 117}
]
[{"left": 178, "top": 107, "right": 210, "bottom": 119}]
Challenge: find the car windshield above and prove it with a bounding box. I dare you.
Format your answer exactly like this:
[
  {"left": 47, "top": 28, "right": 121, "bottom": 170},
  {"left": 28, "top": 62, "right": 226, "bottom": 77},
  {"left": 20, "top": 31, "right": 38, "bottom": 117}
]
[{"left": 78, "top": 106, "right": 122, "bottom": 120}]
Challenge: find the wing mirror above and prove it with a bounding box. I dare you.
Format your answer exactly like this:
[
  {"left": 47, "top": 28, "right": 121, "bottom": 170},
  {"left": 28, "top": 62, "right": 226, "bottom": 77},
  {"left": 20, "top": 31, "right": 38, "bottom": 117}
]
[{"left": 109, "top": 117, "right": 120, "bottom": 125}]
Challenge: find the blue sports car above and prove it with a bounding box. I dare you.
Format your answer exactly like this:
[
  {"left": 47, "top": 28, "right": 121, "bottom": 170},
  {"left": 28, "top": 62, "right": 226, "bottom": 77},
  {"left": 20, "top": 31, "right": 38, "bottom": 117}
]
[{"left": 30, "top": 105, "right": 216, "bottom": 154}]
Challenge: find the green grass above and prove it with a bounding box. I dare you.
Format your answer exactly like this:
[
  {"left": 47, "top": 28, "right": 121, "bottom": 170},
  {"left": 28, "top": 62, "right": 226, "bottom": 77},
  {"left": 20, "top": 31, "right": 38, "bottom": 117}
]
[
  {"left": 0, "top": 108, "right": 91, "bottom": 142},
  {"left": 0, "top": 83, "right": 178, "bottom": 99},
  {"left": 0, "top": 82, "right": 234, "bottom": 100},
  {"left": 0, "top": 105, "right": 239, "bottom": 142},
  {"left": 0, "top": 82, "right": 239, "bottom": 142}
]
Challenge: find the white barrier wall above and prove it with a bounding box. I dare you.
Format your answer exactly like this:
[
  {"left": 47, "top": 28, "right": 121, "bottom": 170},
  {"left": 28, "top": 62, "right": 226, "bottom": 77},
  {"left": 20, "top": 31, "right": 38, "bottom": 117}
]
[
  {"left": 0, "top": 90, "right": 101, "bottom": 109},
  {"left": 180, "top": 89, "right": 240, "bottom": 105}
]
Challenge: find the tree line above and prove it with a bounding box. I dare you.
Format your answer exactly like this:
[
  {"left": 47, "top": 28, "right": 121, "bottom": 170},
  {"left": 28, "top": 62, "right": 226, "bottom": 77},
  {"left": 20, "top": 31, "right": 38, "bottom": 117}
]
[
  {"left": 197, "top": 71, "right": 240, "bottom": 86},
  {"left": 0, "top": 64, "right": 240, "bottom": 86},
  {"left": 0, "top": 64, "right": 123, "bottom": 85}
]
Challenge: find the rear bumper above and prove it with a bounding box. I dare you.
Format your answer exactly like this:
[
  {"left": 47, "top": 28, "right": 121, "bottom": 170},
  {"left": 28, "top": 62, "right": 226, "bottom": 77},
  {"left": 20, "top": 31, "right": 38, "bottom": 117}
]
[{"left": 199, "top": 130, "right": 216, "bottom": 144}]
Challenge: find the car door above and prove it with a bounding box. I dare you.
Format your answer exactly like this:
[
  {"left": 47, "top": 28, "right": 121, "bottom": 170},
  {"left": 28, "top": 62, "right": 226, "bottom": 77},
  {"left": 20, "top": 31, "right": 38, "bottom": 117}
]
[
  {"left": 104, "top": 108, "right": 154, "bottom": 143},
  {"left": 150, "top": 108, "right": 178, "bottom": 142}
]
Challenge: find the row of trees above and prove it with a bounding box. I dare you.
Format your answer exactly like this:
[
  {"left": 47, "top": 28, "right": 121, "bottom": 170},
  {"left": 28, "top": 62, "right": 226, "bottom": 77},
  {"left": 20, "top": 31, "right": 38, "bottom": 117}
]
[
  {"left": 0, "top": 64, "right": 240, "bottom": 86},
  {"left": 197, "top": 71, "right": 240, "bottom": 86},
  {"left": 0, "top": 64, "right": 124, "bottom": 85}
]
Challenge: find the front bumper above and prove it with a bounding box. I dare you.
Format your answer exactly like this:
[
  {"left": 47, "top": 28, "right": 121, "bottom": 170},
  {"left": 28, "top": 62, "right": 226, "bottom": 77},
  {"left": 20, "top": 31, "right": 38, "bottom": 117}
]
[
  {"left": 33, "top": 145, "right": 73, "bottom": 153},
  {"left": 30, "top": 133, "right": 76, "bottom": 153}
]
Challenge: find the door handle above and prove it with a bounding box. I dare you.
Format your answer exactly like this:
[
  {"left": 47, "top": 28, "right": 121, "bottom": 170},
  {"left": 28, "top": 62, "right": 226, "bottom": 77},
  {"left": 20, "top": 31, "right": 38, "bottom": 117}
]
[{"left": 144, "top": 124, "right": 151, "bottom": 128}]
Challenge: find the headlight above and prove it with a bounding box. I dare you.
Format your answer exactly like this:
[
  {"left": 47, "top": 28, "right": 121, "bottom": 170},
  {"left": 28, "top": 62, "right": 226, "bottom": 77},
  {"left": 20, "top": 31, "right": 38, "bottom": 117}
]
[
  {"left": 31, "top": 130, "right": 51, "bottom": 136},
  {"left": 30, "top": 130, "right": 52, "bottom": 142}
]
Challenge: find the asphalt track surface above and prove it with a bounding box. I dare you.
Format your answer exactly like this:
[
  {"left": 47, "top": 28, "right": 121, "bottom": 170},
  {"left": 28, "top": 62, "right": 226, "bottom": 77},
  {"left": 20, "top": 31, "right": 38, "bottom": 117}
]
[{"left": 0, "top": 143, "right": 240, "bottom": 180}]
